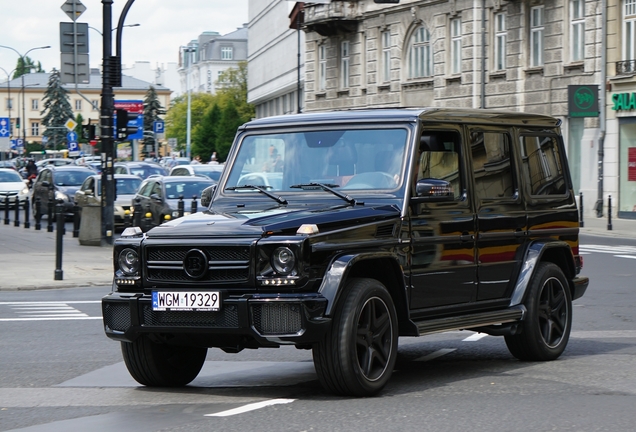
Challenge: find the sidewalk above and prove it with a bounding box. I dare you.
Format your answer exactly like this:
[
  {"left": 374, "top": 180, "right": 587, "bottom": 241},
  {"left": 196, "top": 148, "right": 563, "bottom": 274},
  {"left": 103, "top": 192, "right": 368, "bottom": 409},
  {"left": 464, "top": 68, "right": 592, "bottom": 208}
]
[
  {"left": 0, "top": 217, "right": 113, "bottom": 291},
  {"left": 0, "top": 211, "right": 634, "bottom": 291}
]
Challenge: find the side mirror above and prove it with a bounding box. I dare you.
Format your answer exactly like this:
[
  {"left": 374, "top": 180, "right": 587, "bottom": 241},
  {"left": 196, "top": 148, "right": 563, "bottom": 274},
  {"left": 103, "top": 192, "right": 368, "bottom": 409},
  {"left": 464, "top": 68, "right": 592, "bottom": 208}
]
[
  {"left": 200, "top": 184, "right": 217, "bottom": 207},
  {"left": 150, "top": 193, "right": 162, "bottom": 201},
  {"left": 414, "top": 178, "right": 454, "bottom": 202}
]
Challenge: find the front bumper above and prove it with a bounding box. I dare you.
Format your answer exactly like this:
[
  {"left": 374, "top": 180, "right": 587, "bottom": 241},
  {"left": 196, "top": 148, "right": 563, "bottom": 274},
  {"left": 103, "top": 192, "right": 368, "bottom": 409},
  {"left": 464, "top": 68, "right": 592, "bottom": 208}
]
[{"left": 102, "top": 291, "right": 330, "bottom": 349}]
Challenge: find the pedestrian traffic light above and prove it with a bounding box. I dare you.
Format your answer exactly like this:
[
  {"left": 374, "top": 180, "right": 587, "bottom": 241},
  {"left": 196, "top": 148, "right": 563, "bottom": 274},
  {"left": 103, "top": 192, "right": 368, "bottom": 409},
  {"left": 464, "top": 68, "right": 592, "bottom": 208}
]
[{"left": 115, "top": 109, "right": 138, "bottom": 140}]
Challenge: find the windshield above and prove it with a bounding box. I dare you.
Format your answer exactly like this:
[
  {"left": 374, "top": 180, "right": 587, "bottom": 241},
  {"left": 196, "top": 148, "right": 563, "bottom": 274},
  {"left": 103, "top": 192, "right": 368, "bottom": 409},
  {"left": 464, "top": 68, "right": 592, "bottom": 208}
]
[
  {"left": 97, "top": 177, "right": 142, "bottom": 196},
  {"left": 165, "top": 180, "right": 214, "bottom": 199},
  {"left": 129, "top": 165, "right": 167, "bottom": 179},
  {"left": 54, "top": 170, "right": 92, "bottom": 186},
  {"left": 0, "top": 171, "right": 23, "bottom": 183},
  {"left": 191, "top": 165, "right": 223, "bottom": 181},
  {"left": 225, "top": 128, "right": 408, "bottom": 194}
]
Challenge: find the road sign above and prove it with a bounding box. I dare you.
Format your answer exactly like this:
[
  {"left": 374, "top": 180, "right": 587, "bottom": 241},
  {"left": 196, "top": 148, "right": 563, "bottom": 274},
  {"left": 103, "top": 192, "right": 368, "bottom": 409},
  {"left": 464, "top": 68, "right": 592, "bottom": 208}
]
[
  {"left": 61, "top": 0, "right": 86, "bottom": 21},
  {"left": 68, "top": 141, "right": 79, "bottom": 151},
  {"left": 153, "top": 121, "right": 165, "bottom": 134},
  {"left": 114, "top": 100, "right": 144, "bottom": 140},
  {"left": 42, "top": 136, "right": 49, "bottom": 145},
  {"left": 0, "top": 117, "right": 10, "bottom": 138},
  {"left": 65, "top": 118, "right": 78, "bottom": 131},
  {"left": 67, "top": 131, "right": 78, "bottom": 142}
]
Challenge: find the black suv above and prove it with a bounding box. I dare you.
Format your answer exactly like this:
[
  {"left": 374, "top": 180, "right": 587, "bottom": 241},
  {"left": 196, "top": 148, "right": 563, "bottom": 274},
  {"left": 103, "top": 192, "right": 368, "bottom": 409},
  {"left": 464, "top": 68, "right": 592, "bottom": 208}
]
[{"left": 102, "top": 108, "right": 589, "bottom": 396}]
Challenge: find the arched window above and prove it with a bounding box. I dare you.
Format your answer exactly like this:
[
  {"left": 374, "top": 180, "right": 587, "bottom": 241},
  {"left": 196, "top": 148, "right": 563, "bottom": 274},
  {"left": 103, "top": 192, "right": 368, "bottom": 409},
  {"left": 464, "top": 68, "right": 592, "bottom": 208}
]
[{"left": 408, "top": 27, "right": 432, "bottom": 79}]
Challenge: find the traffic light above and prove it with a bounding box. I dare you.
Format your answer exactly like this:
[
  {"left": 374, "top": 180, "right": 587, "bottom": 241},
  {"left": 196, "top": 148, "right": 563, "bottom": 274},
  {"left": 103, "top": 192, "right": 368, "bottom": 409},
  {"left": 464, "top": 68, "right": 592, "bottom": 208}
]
[
  {"left": 15, "top": 117, "right": 20, "bottom": 130},
  {"left": 115, "top": 109, "right": 139, "bottom": 140},
  {"left": 82, "top": 124, "right": 96, "bottom": 140}
]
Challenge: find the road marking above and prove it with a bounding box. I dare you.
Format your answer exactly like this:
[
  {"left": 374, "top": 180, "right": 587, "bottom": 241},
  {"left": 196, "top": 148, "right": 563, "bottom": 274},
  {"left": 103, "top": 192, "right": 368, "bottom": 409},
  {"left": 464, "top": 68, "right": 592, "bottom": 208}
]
[
  {"left": 614, "top": 255, "right": 636, "bottom": 260},
  {"left": 0, "top": 301, "right": 101, "bottom": 305},
  {"left": 462, "top": 332, "right": 488, "bottom": 342},
  {"left": 205, "top": 398, "right": 295, "bottom": 417},
  {"left": 580, "top": 245, "right": 636, "bottom": 254},
  {"left": 414, "top": 348, "right": 457, "bottom": 362},
  {"left": 0, "top": 317, "right": 102, "bottom": 322},
  {"left": 0, "top": 301, "right": 101, "bottom": 322}
]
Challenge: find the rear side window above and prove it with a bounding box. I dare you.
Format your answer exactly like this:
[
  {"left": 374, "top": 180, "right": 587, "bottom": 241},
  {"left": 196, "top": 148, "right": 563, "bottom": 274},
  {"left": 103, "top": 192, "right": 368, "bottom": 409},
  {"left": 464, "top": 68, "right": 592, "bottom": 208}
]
[
  {"left": 470, "top": 130, "right": 515, "bottom": 200},
  {"left": 521, "top": 134, "right": 567, "bottom": 196}
]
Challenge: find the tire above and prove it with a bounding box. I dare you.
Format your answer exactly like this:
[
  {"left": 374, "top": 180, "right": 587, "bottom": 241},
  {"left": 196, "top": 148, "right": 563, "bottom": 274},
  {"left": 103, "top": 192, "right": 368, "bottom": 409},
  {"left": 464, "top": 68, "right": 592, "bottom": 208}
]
[
  {"left": 505, "top": 262, "right": 572, "bottom": 361},
  {"left": 313, "top": 278, "right": 398, "bottom": 396},
  {"left": 121, "top": 336, "right": 207, "bottom": 387}
]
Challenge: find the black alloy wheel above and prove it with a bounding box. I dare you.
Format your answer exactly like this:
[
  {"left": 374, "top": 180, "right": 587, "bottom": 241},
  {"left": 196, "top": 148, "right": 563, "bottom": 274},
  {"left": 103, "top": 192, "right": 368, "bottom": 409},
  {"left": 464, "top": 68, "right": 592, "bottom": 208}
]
[
  {"left": 313, "top": 278, "right": 398, "bottom": 396},
  {"left": 505, "top": 262, "right": 572, "bottom": 361}
]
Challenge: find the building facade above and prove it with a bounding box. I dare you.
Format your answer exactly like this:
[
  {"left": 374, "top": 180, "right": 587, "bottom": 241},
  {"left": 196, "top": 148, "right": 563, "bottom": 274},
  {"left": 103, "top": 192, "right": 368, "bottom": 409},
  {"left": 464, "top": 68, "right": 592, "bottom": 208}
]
[
  {"left": 247, "top": 0, "right": 305, "bottom": 118},
  {"left": 178, "top": 25, "right": 249, "bottom": 96},
  {"left": 291, "top": 0, "right": 636, "bottom": 220},
  {"left": 0, "top": 68, "right": 171, "bottom": 147}
]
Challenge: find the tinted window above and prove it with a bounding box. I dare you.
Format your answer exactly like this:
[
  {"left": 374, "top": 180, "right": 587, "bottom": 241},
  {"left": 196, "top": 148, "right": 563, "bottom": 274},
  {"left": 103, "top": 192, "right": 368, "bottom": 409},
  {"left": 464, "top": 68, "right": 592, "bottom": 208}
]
[
  {"left": 521, "top": 135, "right": 567, "bottom": 196},
  {"left": 164, "top": 181, "right": 214, "bottom": 199},
  {"left": 471, "top": 131, "right": 515, "bottom": 199},
  {"left": 54, "top": 170, "right": 92, "bottom": 186}
]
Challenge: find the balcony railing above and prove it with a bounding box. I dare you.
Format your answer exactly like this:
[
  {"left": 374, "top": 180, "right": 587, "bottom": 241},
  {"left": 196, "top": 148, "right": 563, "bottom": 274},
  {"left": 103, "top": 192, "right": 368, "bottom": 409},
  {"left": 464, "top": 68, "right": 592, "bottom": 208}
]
[
  {"left": 303, "top": 1, "right": 361, "bottom": 36},
  {"left": 616, "top": 60, "right": 636, "bottom": 75}
]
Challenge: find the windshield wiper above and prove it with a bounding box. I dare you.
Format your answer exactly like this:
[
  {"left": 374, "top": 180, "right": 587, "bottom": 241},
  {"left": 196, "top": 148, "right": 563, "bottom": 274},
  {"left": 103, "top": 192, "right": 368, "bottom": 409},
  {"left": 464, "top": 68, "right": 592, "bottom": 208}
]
[
  {"left": 290, "top": 183, "right": 361, "bottom": 206},
  {"left": 225, "top": 184, "right": 288, "bottom": 205}
]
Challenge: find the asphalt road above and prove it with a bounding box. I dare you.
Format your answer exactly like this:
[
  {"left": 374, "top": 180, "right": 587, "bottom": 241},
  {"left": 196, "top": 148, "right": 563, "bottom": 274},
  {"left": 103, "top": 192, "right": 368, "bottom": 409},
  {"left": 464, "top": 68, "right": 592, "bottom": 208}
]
[{"left": 0, "top": 233, "right": 635, "bottom": 431}]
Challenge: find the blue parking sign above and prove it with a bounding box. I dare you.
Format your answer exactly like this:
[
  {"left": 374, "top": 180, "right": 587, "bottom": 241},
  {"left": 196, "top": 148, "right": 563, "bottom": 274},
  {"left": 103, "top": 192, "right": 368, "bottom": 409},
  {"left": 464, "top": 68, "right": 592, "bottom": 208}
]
[{"left": 153, "top": 121, "right": 164, "bottom": 134}]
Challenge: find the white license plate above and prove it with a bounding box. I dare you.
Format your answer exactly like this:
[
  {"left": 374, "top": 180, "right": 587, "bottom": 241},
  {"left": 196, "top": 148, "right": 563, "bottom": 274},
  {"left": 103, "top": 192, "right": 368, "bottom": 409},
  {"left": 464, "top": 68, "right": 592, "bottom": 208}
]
[{"left": 152, "top": 291, "right": 221, "bottom": 311}]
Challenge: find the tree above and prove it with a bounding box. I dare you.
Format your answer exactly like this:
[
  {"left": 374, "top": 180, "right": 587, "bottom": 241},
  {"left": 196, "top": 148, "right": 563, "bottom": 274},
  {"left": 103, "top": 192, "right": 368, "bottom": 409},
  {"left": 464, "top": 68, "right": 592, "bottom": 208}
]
[
  {"left": 165, "top": 92, "right": 216, "bottom": 155},
  {"left": 142, "top": 86, "right": 166, "bottom": 157},
  {"left": 74, "top": 113, "right": 86, "bottom": 145},
  {"left": 216, "top": 61, "right": 254, "bottom": 122},
  {"left": 215, "top": 100, "right": 243, "bottom": 160},
  {"left": 40, "top": 69, "right": 74, "bottom": 148},
  {"left": 192, "top": 103, "right": 221, "bottom": 162},
  {"left": 13, "top": 56, "right": 44, "bottom": 79}
]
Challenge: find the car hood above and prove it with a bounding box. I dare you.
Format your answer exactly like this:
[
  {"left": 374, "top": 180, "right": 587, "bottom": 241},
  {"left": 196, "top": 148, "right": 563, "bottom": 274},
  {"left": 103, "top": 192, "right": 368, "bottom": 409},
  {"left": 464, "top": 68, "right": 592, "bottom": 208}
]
[
  {"left": 145, "top": 203, "right": 401, "bottom": 239},
  {"left": 0, "top": 182, "right": 27, "bottom": 193},
  {"left": 57, "top": 185, "right": 82, "bottom": 197}
]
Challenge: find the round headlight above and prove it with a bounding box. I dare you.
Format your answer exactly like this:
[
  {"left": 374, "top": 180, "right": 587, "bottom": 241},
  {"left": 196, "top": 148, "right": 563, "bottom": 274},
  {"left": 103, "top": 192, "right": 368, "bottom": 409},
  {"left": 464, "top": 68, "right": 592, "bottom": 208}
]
[
  {"left": 118, "top": 248, "right": 139, "bottom": 275},
  {"left": 271, "top": 247, "right": 295, "bottom": 275}
]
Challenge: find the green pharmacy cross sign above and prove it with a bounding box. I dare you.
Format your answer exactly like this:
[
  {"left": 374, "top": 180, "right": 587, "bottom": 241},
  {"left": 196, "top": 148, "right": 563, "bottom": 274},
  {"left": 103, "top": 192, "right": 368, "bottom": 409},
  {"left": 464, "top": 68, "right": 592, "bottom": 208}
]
[{"left": 568, "top": 85, "right": 599, "bottom": 118}]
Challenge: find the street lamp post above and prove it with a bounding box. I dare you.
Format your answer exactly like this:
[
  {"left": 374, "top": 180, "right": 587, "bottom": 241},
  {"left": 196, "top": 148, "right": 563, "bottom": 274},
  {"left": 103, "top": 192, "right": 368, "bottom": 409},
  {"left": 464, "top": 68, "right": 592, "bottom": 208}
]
[
  {"left": 0, "top": 66, "right": 14, "bottom": 135},
  {"left": 183, "top": 46, "right": 195, "bottom": 160},
  {"left": 0, "top": 44, "right": 51, "bottom": 144}
]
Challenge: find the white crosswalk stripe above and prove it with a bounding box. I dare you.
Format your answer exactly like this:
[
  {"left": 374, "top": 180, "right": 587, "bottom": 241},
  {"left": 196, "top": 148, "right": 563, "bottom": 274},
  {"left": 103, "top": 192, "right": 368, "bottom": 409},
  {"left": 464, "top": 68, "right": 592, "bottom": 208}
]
[
  {"left": 580, "top": 245, "right": 636, "bottom": 255},
  {"left": 0, "top": 301, "right": 102, "bottom": 322}
]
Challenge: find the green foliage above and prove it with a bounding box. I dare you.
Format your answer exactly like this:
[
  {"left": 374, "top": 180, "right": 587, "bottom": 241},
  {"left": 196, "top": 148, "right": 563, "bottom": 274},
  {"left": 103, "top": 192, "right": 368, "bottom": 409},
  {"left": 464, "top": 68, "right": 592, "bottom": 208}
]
[
  {"left": 165, "top": 61, "right": 254, "bottom": 161},
  {"left": 165, "top": 92, "right": 216, "bottom": 154},
  {"left": 142, "top": 86, "right": 166, "bottom": 152},
  {"left": 12, "top": 56, "right": 44, "bottom": 79},
  {"left": 215, "top": 100, "right": 243, "bottom": 160},
  {"left": 192, "top": 104, "right": 221, "bottom": 162},
  {"left": 75, "top": 113, "right": 86, "bottom": 144},
  {"left": 40, "top": 69, "right": 74, "bottom": 148}
]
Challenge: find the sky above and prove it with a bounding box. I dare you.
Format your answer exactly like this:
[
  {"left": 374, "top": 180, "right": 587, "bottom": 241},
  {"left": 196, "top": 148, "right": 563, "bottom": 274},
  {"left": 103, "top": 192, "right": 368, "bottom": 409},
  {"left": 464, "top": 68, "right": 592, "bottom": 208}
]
[{"left": 0, "top": 0, "right": 249, "bottom": 80}]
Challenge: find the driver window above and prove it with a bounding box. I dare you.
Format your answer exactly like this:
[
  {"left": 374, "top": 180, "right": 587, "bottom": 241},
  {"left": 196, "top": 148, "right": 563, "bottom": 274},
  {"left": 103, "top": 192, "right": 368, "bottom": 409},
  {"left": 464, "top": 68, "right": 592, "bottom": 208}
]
[{"left": 417, "top": 131, "right": 461, "bottom": 198}]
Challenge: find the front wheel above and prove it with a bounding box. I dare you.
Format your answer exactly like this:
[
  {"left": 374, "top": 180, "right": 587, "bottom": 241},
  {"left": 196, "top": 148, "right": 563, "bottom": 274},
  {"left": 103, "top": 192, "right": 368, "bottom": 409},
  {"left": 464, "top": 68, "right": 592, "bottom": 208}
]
[
  {"left": 121, "top": 336, "right": 207, "bottom": 387},
  {"left": 313, "top": 278, "right": 398, "bottom": 396},
  {"left": 505, "top": 262, "right": 572, "bottom": 361}
]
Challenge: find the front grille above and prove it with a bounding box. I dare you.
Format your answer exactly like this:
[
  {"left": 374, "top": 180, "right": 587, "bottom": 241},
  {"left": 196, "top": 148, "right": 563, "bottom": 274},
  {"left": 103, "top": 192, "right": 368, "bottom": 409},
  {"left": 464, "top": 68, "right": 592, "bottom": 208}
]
[
  {"left": 142, "top": 304, "right": 239, "bottom": 327},
  {"left": 251, "top": 303, "right": 303, "bottom": 335},
  {"left": 103, "top": 303, "right": 131, "bottom": 332},
  {"left": 145, "top": 245, "right": 250, "bottom": 283}
]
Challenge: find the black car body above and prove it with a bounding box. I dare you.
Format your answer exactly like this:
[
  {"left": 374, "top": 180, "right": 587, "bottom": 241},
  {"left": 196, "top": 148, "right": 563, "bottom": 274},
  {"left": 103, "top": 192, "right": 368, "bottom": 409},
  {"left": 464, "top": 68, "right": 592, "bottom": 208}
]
[
  {"left": 103, "top": 108, "right": 589, "bottom": 396},
  {"left": 31, "top": 165, "right": 94, "bottom": 216}
]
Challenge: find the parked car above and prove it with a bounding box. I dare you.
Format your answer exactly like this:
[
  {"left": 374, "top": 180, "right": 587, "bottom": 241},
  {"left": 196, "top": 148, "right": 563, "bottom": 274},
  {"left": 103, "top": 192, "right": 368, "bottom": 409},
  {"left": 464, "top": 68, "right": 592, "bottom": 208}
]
[
  {"left": 75, "top": 174, "right": 142, "bottom": 228},
  {"left": 169, "top": 163, "right": 225, "bottom": 182},
  {"left": 114, "top": 161, "right": 167, "bottom": 179},
  {"left": 31, "top": 165, "right": 94, "bottom": 217},
  {"left": 0, "top": 168, "right": 30, "bottom": 208},
  {"left": 103, "top": 108, "right": 589, "bottom": 397},
  {"left": 132, "top": 175, "right": 215, "bottom": 228}
]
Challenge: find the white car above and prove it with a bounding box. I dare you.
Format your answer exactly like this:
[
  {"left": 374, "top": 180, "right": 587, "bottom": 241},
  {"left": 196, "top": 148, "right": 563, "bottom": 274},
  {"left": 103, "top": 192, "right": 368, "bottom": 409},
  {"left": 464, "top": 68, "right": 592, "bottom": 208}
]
[
  {"left": 0, "top": 168, "right": 30, "bottom": 208},
  {"left": 169, "top": 163, "right": 225, "bottom": 182}
]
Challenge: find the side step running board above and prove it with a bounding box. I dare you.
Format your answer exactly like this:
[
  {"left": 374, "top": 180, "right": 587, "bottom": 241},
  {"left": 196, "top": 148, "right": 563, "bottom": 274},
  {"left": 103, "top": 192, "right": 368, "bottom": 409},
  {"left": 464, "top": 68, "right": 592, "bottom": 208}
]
[{"left": 415, "top": 306, "right": 526, "bottom": 336}]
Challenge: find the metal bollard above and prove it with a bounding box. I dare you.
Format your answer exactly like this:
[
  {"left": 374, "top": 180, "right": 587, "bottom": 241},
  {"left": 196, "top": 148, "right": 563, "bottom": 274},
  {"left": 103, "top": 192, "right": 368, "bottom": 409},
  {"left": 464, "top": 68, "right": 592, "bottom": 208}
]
[
  {"left": 13, "top": 197, "right": 20, "bottom": 227},
  {"left": 607, "top": 195, "right": 613, "bottom": 231},
  {"left": 578, "top": 192, "right": 584, "bottom": 228},
  {"left": 72, "top": 203, "right": 80, "bottom": 238},
  {"left": 35, "top": 197, "right": 42, "bottom": 230},
  {"left": 4, "top": 195, "right": 9, "bottom": 225},
  {"left": 123, "top": 209, "right": 131, "bottom": 228},
  {"left": 178, "top": 195, "right": 184, "bottom": 218},
  {"left": 133, "top": 198, "right": 142, "bottom": 228},
  {"left": 54, "top": 200, "right": 64, "bottom": 280},
  {"left": 47, "top": 192, "right": 54, "bottom": 233},
  {"left": 191, "top": 195, "right": 198, "bottom": 214},
  {"left": 24, "top": 197, "right": 30, "bottom": 229}
]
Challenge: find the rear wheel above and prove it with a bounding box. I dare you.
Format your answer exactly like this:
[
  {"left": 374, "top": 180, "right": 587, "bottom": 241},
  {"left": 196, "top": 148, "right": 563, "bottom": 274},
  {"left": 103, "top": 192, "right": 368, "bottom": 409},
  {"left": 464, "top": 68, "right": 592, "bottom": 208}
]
[
  {"left": 313, "top": 278, "right": 398, "bottom": 396},
  {"left": 505, "top": 262, "right": 572, "bottom": 361},
  {"left": 121, "top": 336, "right": 207, "bottom": 387}
]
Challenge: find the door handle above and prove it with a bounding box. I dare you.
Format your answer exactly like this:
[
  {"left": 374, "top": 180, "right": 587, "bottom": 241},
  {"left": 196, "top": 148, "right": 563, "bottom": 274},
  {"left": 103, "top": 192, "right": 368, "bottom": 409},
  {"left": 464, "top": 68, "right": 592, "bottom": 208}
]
[
  {"left": 514, "top": 229, "right": 525, "bottom": 238},
  {"left": 459, "top": 232, "right": 474, "bottom": 242}
]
